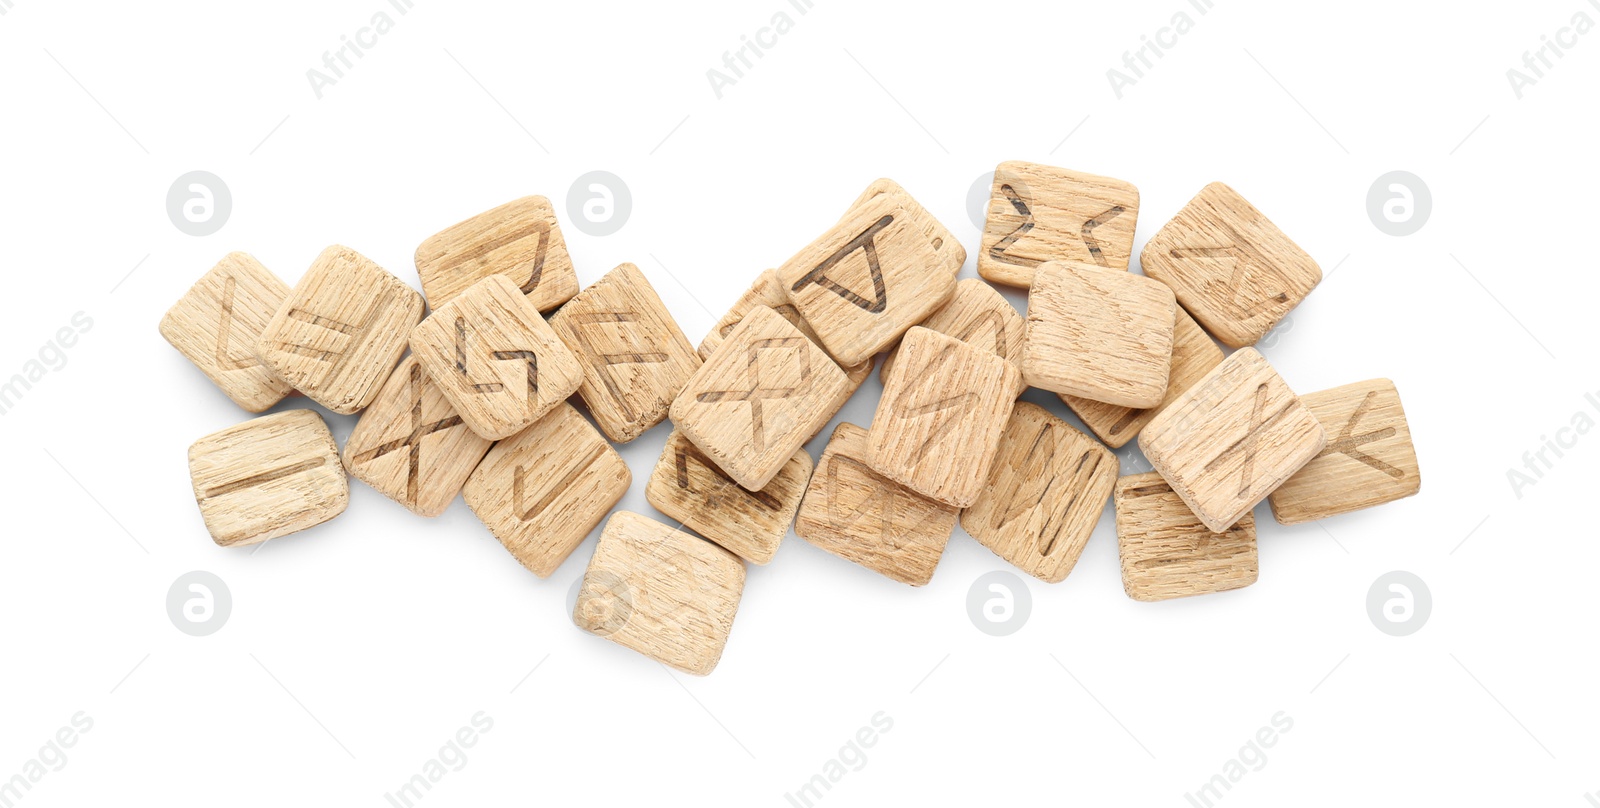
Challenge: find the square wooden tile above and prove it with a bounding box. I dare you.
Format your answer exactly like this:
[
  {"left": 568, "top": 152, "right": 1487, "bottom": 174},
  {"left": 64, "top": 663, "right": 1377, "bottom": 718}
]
[
  {"left": 1061, "top": 306, "right": 1224, "bottom": 448},
  {"left": 880, "top": 277, "right": 1026, "bottom": 394},
  {"left": 463, "top": 403, "right": 630, "bottom": 578},
  {"left": 1268, "top": 378, "right": 1421, "bottom": 524},
  {"left": 795, "top": 423, "right": 957, "bottom": 586},
  {"left": 159, "top": 252, "right": 294, "bottom": 412},
  {"left": 1115, "top": 472, "right": 1258, "bottom": 602},
  {"left": 548, "top": 263, "right": 702, "bottom": 443},
  {"left": 187, "top": 410, "right": 348, "bottom": 547},
  {"left": 255, "top": 245, "right": 424, "bottom": 414},
  {"left": 1022, "top": 261, "right": 1176, "bottom": 409},
  {"left": 645, "top": 429, "right": 811, "bottom": 565},
  {"left": 1141, "top": 182, "right": 1321, "bottom": 348},
  {"left": 671, "top": 305, "right": 850, "bottom": 491},
  {"left": 697, "top": 268, "right": 873, "bottom": 393},
  {"left": 573, "top": 511, "right": 745, "bottom": 676},
  {"left": 409, "top": 275, "right": 584, "bottom": 440},
  {"left": 847, "top": 178, "right": 967, "bottom": 275},
  {"left": 867, "top": 328, "right": 1020, "bottom": 508},
  {"left": 341, "top": 356, "right": 492, "bottom": 517},
  {"left": 978, "top": 161, "right": 1140, "bottom": 288},
  {"left": 961, "top": 403, "right": 1117, "bottom": 583},
  {"left": 415, "top": 195, "right": 580, "bottom": 313},
  {"left": 1140, "top": 348, "right": 1327, "bottom": 532}
]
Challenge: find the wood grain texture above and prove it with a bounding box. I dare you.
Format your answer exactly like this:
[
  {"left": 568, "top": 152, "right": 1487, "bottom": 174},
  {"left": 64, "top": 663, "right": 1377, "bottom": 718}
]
[
  {"left": 1022, "top": 261, "right": 1176, "bottom": 409},
  {"left": 1115, "top": 472, "right": 1258, "bottom": 602},
  {"left": 795, "top": 423, "right": 957, "bottom": 586},
  {"left": 547, "top": 263, "right": 702, "bottom": 443},
  {"left": 1140, "top": 348, "right": 1326, "bottom": 532},
  {"left": 187, "top": 409, "right": 348, "bottom": 547},
  {"left": 159, "top": 252, "right": 294, "bottom": 412},
  {"left": 867, "top": 328, "right": 1020, "bottom": 508},
  {"left": 414, "top": 195, "right": 580, "bottom": 313},
  {"left": 847, "top": 178, "right": 966, "bottom": 275},
  {"left": 1267, "top": 378, "right": 1421, "bottom": 524},
  {"left": 961, "top": 403, "right": 1117, "bottom": 583},
  {"left": 645, "top": 429, "right": 811, "bottom": 565},
  {"left": 879, "top": 277, "right": 1026, "bottom": 394},
  {"left": 671, "top": 305, "right": 849, "bottom": 490},
  {"left": 573, "top": 511, "right": 745, "bottom": 676},
  {"left": 410, "top": 275, "right": 583, "bottom": 440},
  {"left": 1061, "top": 306, "right": 1223, "bottom": 448},
  {"left": 1141, "top": 182, "right": 1321, "bottom": 348},
  {"left": 341, "top": 356, "right": 492, "bottom": 517},
  {"left": 463, "top": 403, "right": 630, "bottom": 578},
  {"left": 978, "top": 161, "right": 1140, "bottom": 288},
  {"left": 255, "top": 245, "right": 423, "bottom": 414}
]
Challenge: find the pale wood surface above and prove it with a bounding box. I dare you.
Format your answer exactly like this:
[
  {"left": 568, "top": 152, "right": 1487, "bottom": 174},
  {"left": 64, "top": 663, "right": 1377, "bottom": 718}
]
[
  {"left": 187, "top": 409, "right": 348, "bottom": 547},
  {"left": 1062, "top": 305, "right": 1223, "bottom": 448},
  {"left": 414, "top": 195, "right": 580, "bottom": 313},
  {"left": 847, "top": 178, "right": 966, "bottom": 275},
  {"left": 880, "top": 277, "right": 1026, "bottom": 393},
  {"left": 697, "top": 268, "right": 874, "bottom": 388},
  {"left": 159, "top": 252, "right": 294, "bottom": 412},
  {"left": 1115, "top": 472, "right": 1258, "bottom": 602},
  {"left": 1268, "top": 378, "right": 1421, "bottom": 524},
  {"left": 1022, "top": 261, "right": 1175, "bottom": 409},
  {"left": 645, "top": 429, "right": 811, "bottom": 565},
  {"left": 978, "top": 161, "right": 1140, "bottom": 288}
]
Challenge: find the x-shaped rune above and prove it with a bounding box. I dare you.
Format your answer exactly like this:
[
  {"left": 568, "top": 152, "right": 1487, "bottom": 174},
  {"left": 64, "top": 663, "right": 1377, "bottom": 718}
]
[
  {"left": 695, "top": 337, "right": 811, "bottom": 452},
  {"left": 353, "top": 364, "right": 463, "bottom": 506},
  {"left": 1317, "top": 390, "right": 1401, "bottom": 478}
]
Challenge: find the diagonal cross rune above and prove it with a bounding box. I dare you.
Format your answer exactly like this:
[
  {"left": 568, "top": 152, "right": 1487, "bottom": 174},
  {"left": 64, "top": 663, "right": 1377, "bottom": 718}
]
[{"left": 353, "top": 364, "right": 464, "bottom": 506}]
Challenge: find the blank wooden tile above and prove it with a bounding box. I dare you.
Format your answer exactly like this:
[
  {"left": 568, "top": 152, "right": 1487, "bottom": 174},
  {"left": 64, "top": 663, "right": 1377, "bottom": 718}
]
[
  {"left": 463, "top": 403, "right": 630, "bottom": 578},
  {"left": 1115, "top": 472, "right": 1258, "bottom": 602},
  {"left": 847, "top": 178, "right": 967, "bottom": 275},
  {"left": 341, "top": 356, "right": 492, "bottom": 517},
  {"left": 159, "top": 252, "right": 294, "bottom": 412},
  {"left": 961, "top": 403, "right": 1117, "bottom": 583},
  {"left": 1141, "top": 182, "right": 1321, "bottom": 348},
  {"left": 1268, "top": 378, "right": 1421, "bottom": 524},
  {"left": 867, "top": 328, "right": 1020, "bottom": 508},
  {"left": 1022, "top": 261, "right": 1176, "bottom": 409},
  {"left": 979, "top": 161, "right": 1140, "bottom": 288},
  {"left": 255, "top": 245, "right": 423, "bottom": 414},
  {"left": 415, "top": 195, "right": 580, "bottom": 313},
  {"left": 548, "top": 263, "right": 702, "bottom": 443},
  {"left": 646, "top": 429, "right": 811, "bottom": 565},
  {"left": 409, "top": 275, "right": 584, "bottom": 440},
  {"left": 187, "top": 410, "right": 348, "bottom": 547},
  {"left": 697, "top": 268, "right": 873, "bottom": 394},
  {"left": 1140, "top": 348, "right": 1326, "bottom": 532},
  {"left": 671, "top": 305, "right": 850, "bottom": 491},
  {"left": 573, "top": 511, "right": 745, "bottom": 676},
  {"left": 795, "top": 423, "right": 957, "bottom": 586},
  {"left": 1062, "top": 306, "right": 1224, "bottom": 448},
  {"left": 880, "top": 277, "right": 1026, "bottom": 394}
]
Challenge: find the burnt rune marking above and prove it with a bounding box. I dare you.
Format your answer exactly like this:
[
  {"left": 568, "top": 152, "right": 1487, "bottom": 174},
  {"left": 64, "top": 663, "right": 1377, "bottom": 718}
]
[
  {"left": 793, "top": 215, "right": 893, "bottom": 313},
  {"left": 352, "top": 364, "right": 464, "bottom": 506}
]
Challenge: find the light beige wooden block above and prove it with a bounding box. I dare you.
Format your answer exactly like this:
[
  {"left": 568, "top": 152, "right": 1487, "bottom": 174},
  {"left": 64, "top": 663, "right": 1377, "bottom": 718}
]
[
  {"left": 961, "top": 403, "right": 1117, "bottom": 583},
  {"left": 1062, "top": 306, "right": 1224, "bottom": 448},
  {"left": 645, "top": 430, "right": 811, "bottom": 565},
  {"left": 671, "top": 305, "right": 850, "bottom": 491},
  {"left": 777, "top": 185, "right": 958, "bottom": 366},
  {"left": 255, "top": 245, "right": 423, "bottom": 414},
  {"left": 341, "top": 356, "right": 492, "bottom": 517},
  {"left": 573, "top": 511, "right": 745, "bottom": 676},
  {"left": 867, "top": 328, "right": 1020, "bottom": 508},
  {"left": 409, "top": 275, "right": 584, "bottom": 440},
  {"left": 978, "top": 161, "right": 1140, "bottom": 288},
  {"left": 698, "top": 269, "right": 874, "bottom": 393},
  {"left": 463, "top": 403, "right": 630, "bottom": 578},
  {"left": 1115, "top": 472, "right": 1258, "bottom": 602},
  {"left": 1140, "top": 348, "right": 1326, "bottom": 532},
  {"left": 159, "top": 252, "right": 294, "bottom": 412},
  {"left": 847, "top": 178, "right": 967, "bottom": 274},
  {"left": 880, "top": 278, "right": 1026, "bottom": 393},
  {"left": 1141, "top": 182, "right": 1321, "bottom": 348},
  {"left": 1022, "top": 261, "right": 1176, "bottom": 409},
  {"left": 1268, "top": 379, "right": 1421, "bottom": 524},
  {"left": 415, "top": 195, "right": 580, "bottom": 313},
  {"left": 795, "top": 423, "right": 957, "bottom": 586},
  {"left": 548, "top": 263, "right": 702, "bottom": 443},
  {"left": 187, "top": 410, "right": 348, "bottom": 547}
]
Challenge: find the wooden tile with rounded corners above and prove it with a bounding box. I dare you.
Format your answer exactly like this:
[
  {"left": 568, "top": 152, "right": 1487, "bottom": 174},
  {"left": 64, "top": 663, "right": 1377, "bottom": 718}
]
[
  {"left": 255, "top": 245, "right": 423, "bottom": 414},
  {"left": 979, "top": 161, "right": 1140, "bottom": 288},
  {"left": 1267, "top": 378, "right": 1421, "bottom": 524},
  {"left": 646, "top": 429, "right": 811, "bottom": 565},
  {"left": 1140, "top": 182, "right": 1321, "bottom": 348},
  {"left": 573, "top": 511, "right": 745, "bottom": 676},
  {"left": 697, "top": 268, "right": 873, "bottom": 394},
  {"left": 1115, "top": 472, "right": 1258, "bottom": 602},
  {"left": 414, "top": 195, "right": 580, "bottom": 313},
  {"left": 1062, "top": 306, "right": 1224, "bottom": 448},
  {"left": 463, "top": 403, "right": 630, "bottom": 578},
  {"left": 409, "top": 275, "right": 583, "bottom": 440},
  {"left": 795, "top": 423, "right": 957, "bottom": 586},
  {"left": 880, "top": 277, "right": 1026, "bottom": 394},
  {"left": 847, "top": 178, "right": 966, "bottom": 275},
  {"left": 867, "top": 328, "right": 1020, "bottom": 508},
  {"left": 187, "top": 410, "right": 348, "bottom": 547},
  {"left": 159, "top": 252, "right": 294, "bottom": 412},
  {"left": 961, "top": 403, "right": 1117, "bottom": 583},
  {"left": 1139, "top": 348, "right": 1326, "bottom": 533},
  {"left": 341, "top": 356, "right": 492, "bottom": 517},
  {"left": 547, "top": 262, "right": 702, "bottom": 443},
  {"left": 1022, "top": 261, "right": 1176, "bottom": 409}
]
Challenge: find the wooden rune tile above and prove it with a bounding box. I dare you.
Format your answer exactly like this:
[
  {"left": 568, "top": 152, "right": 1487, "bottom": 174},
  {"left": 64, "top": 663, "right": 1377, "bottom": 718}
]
[
  {"left": 187, "top": 410, "right": 348, "bottom": 547},
  {"left": 880, "top": 277, "right": 1026, "bottom": 394},
  {"left": 978, "top": 161, "right": 1140, "bottom": 288},
  {"left": 697, "top": 268, "right": 873, "bottom": 393},
  {"left": 645, "top": 429, "right": 811, "bottom": 565},
  {"left": 1021, "top": 261, "right": 1176, "bottom": 409},
  {"left": 1115, "top": 472, "right": 1258, "bottom": 602},
  {"left": 415, "top": 195, "right": 580, "bottom": 313},
  {"left": 847, "top": 178, "right": 967, "bottom": 275},
  {"left": 159, "top": 252, "right": 294, "bottom": 412},
  {"left": 1267, "top": 378, "right": 1421, "bottom": 524},
  {"left": 1061, "top": 306, "right": 1224, "bottom": 448}
]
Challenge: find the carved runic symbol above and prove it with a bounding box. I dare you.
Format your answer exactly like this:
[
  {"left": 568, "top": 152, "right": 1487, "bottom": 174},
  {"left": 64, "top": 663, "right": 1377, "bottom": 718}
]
[
  {"left": 439, "top": 220, "right": 551, "bottom": 294},
  {"left": 352, "top": 364, "right": 464, "bottom": 506},
  {"left": 1080, "top": 205, "right": 1126, "bottom": 267},
  {"left": 213, "top": 276, "right": 259, "bottom": 371},
  {"left": 570, "top": 312, "right": 668, "bottom": 421},
  {"left": 695, "top": 337, "right": 812, "bottom": 451},
  {"left": 675, "top": 445, "right": 781, "bottom": 510},
  {"left": 894, "top": 343, "right": 977, "bottom": 464},
  {"left": 1170, "top": 237, "right": 1289, "bottom": 319},
  {"left": 825, "top": 455, "right": 903, "bottom": 545},
  {"left": 454, "top": 317, "right": 541, "bottom": 412},
  {"left": 1318, "top": 390, "right": 1402, "bottom": 478},
  {"left": 275, "top": 297, "right": 380, "bottom": 367},
  {"left": 792, "top": 215, "right": 892, "bottom": 313},
  {"left": 988, "top": 184, "right": 1038, "bottom": 268},
  {"left": 1204, "top": 383, "right": 1289, "bottom": 501},
  {"left": 515, "top": 443, "right": 606, "bottom": 522}
]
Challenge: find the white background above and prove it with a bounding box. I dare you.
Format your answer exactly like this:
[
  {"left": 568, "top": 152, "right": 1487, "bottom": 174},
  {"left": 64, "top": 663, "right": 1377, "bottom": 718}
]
[{"left": 1, "top": 0, "right": 1595, "bottom": 805}]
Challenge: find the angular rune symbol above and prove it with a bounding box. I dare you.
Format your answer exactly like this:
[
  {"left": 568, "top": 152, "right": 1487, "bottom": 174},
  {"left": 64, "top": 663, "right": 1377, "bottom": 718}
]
[
  {"left": 694, "top": 337, "right": 812, "bottom": 452},
  {"left": 352, "top": 364, "right": 464, "bottom": 506},
  {"left": 674, "top": 444, "right": 782, "bottom": 511},
  {"left": 988, "top": 184, "right": 1038, "bottom": 268},
  {"left": 274, "top": 298, "right": 381, "bottom": 367},
  {"left": 1203, "top": 382, "right": 1290, "bottom": 501},
  {"left": 1170, "top": 232, "right": 1290, "bottom": 319},
  {"left": 793, "top": 215, "right": 893, "bottom": 313},
  {"left": 1317, "top": 390, "right": 1402, "bottom": 478},
  {"left": 825, "top": 455, "right": 904, "bottom": 546},
  {"left": 1080, "top": 205, "right": 1126, "bottom": 267},
  {"left": 454, "top": 318, "right": 541, "bottom": 413},
  {"left": 514, "top": 443, "right": 607, "bottom": 522},
  {"left": 440, "top": 220, "right": 551, "bottom": 294},
  {"left": 570, "top": 312, "right": 668, "bottom": 421},
  {"left": 892, "top": 343, "right": 977, "bottom": 464}
]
